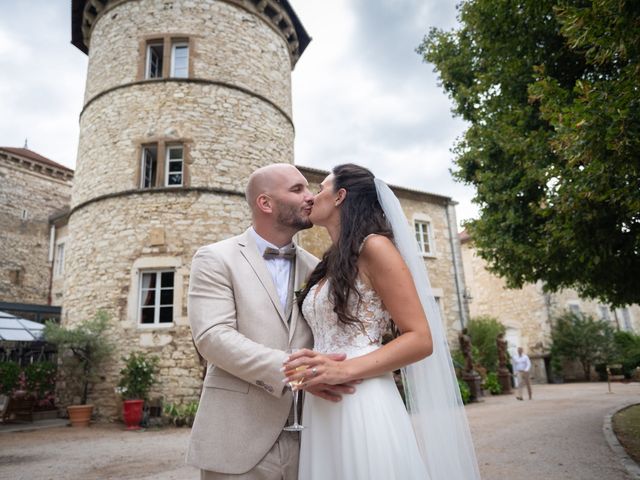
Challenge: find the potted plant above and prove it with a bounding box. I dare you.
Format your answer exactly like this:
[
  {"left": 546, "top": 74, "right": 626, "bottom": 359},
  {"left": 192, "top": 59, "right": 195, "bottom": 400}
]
[
  {"left": 43, "top": 311, "right": 112, "bottom": 427},
  {"left": 116, "top": 351, "right": 159, "bottom": 430}
]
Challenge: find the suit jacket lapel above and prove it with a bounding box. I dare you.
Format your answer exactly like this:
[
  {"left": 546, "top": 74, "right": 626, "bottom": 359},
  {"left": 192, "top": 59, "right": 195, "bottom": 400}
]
[
  {"left": 288, "top": 249, "right": 308, "bottom": 342},
  {"left": 238, "top": 229, "right": 287, "bottom": 328}
]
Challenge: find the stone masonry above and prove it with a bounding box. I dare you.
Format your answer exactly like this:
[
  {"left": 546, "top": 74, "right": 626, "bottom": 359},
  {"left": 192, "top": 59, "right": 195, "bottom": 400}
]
[
  {"left": 64, "top": 0, "right": 308, "bottom": 419},
  {"left": 0, "top": 148, "right": 72, "bottom": 305}
]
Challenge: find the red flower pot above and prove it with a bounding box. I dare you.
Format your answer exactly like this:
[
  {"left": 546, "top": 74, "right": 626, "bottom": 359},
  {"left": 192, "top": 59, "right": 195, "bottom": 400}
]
[{"left": 122, "top": 399, "right": 144, "bottom": 430}]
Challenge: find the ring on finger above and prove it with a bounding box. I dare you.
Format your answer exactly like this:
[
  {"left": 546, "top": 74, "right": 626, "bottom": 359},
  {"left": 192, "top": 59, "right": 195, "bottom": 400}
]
[{"left": 311, "top": 367, "right": 318, "bottom": 376}]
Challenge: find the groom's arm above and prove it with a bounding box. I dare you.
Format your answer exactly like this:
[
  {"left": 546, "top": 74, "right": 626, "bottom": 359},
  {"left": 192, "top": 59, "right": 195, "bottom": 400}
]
[{"left": 188, "top": 245, "right": 287, "bottom": 398}]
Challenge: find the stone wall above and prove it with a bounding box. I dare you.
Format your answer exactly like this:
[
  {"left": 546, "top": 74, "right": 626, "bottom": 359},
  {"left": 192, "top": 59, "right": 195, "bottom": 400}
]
[
  {"left": 83, "top": 0, "right": 292, "bottom": 115},
  {"left": 0, "top": 153, "right": 71, "bottom": 304},
  {"left": 64, "top": 0, "right": 295, "bottom": 419}
]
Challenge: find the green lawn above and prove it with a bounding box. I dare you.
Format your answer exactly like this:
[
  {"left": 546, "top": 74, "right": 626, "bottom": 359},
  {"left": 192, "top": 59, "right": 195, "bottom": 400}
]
[{"left": 613, "top": 404, "right": 640, "bottom": 465}]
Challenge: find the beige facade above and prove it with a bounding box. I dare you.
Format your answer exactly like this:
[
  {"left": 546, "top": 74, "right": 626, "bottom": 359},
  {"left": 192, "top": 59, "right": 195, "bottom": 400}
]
[
  {"left": 460, "top": 233, "right": 640, "bottom": 382},
  {"left": 0, "top": 148, "right": 73, "bottom": 306}
]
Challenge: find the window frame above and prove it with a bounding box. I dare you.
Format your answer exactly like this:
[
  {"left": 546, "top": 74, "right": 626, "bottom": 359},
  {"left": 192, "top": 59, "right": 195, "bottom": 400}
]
[
  {"left": 54, "top": 242, "right": 65, "bottom": 278},
  {"left": 138, "top": 269, "right": 175, "bottom": 327},
  {"left": 414, "top": 219, "right": 435, "bottom": 256},
  {"left": 140, "top": 144, "right": 158, "bottom": 189},
  {"left": 164, "top": 145, "right": 184, "bottom": 187},
  {"left": 145, "top": 41, "right": 164, "bottom": 79},
  {"left": 170, "top": 41, "right": 189, "bottom": 78}
]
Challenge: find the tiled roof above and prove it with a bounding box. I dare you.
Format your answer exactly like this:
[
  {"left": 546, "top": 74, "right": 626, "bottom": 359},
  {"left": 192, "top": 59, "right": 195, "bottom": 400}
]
[{"left": 0, "top": 147, "right": 74, "bottom": 173}]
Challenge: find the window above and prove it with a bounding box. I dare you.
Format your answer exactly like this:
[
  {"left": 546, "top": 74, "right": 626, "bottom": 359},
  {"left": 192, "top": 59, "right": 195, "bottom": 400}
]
[
  {"left": 146, "top": 42, "right": 164, "bottom": 79},
  {"left": 598, "top": 305, "right": 611, "bottom": 322},
  {"left": 139, "top": 270, "right": 174, "bottom": 325},
  {"left": 620, "top": 307, "right": 632, "bottom": 331},
  {"left": 568, "top": 303, "right": 582, "bottom": 317},
  {"left": 143, "top": 37, "right": 190, "bottom": 79},
  {"left": 165, "top": 146, "right": 183, "bottom": 186},
  {"left": 171, "top": 42, "right": 189, "bottom": 78},
  {"left": 141, "top": 145, "right": 158, "bottom": 188},
  {"left": 414, "top": 220, "right": 434, "bottom": 255},
  {"left": 54, "top": 243, "right": 65, "bottom": 277}
]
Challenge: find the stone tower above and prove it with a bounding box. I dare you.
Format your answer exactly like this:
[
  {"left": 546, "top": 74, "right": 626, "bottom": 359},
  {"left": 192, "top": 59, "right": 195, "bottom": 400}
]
[{"left": 67, "top": 0, "right": 309, "bottom": 417}]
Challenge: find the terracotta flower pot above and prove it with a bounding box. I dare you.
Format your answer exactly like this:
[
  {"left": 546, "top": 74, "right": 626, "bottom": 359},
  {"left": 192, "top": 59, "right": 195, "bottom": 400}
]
[
  {"left": 122, "top": 399, "right": 144, "bottom": 430},
  {"left": 67, "top": 404, "right": 94, "bottom": 427}
]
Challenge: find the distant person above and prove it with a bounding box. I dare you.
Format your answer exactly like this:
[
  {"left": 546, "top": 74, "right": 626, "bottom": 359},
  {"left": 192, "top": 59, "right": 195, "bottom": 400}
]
[{"left": 512, "top": 347, "right": 532, "bottom": 400}]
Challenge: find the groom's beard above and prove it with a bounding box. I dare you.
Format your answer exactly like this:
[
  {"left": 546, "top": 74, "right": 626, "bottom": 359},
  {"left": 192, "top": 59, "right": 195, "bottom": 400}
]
[{"left": 276, "top": 203, "right": 313, "bottom": 231}]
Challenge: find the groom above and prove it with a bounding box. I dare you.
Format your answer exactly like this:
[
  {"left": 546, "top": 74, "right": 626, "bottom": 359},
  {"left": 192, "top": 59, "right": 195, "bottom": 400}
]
[{"left": 187, "top": 164, "right": 352, "bottom": 479}]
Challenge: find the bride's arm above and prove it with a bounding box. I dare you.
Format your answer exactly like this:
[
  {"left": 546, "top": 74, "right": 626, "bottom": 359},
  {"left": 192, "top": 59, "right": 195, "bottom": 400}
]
[{"left": 283, "top": 235, "right": 433, "bottom": 387}]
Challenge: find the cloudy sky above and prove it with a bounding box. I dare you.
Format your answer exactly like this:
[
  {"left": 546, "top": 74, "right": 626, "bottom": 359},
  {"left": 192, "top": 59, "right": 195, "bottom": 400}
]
[{"left": 0, "top": 0, "right": 477, "bottom": 228}]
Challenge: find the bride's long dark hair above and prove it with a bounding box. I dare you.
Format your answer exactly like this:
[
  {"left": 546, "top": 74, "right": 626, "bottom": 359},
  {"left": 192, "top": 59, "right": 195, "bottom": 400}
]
[{"left": 297, "top": 163, "right": 393, "bottom": 326}]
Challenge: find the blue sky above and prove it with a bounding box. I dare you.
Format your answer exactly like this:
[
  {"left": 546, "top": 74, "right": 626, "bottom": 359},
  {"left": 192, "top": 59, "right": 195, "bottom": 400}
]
[{"left": 0, "top": 0, "right": 477, "bottom": 228}]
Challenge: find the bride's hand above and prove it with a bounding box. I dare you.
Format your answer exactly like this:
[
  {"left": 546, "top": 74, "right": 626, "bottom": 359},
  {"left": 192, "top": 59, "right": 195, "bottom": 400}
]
[{"left": 283, "top": 348, "right": 354, "bottom": 388}]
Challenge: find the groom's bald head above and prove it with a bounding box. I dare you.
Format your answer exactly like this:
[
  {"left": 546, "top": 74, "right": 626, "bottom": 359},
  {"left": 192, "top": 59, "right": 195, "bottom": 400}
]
[{"left": 245, "top": 163, "right": 302, "bottom": 212}]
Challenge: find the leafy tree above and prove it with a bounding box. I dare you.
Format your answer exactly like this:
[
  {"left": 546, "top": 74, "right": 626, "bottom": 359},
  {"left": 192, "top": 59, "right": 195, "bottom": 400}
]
[
  {"left": 612, "top": 330, "right": 640, "bottom": 378},
  {"left": 418, "top": 0, "right": 640, "bottom": 307},
  {"left": 44, "top": 311, "right": 113, "bottom": 405},
  {"left": 467, "top": 316, "right": 506, "bottom": 373},
  {"left": 550, "top": 312, "right": 615, "bottom": 380}
]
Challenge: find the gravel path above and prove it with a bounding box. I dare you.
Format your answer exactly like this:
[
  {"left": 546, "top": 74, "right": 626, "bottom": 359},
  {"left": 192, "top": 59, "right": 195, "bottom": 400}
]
[{"left": 1, "top": 382, "right": 638, "bottom": 479}]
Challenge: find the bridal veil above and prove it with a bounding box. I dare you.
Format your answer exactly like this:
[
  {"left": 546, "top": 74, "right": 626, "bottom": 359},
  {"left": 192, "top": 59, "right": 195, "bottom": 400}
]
[{"left": 374, "top": 178, "right": 481, "bottom": 479}]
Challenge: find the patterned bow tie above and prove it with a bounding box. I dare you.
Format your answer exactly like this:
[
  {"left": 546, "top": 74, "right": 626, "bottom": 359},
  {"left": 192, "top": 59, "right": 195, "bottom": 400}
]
[{"left": 263, "top": 246, "right": 296, "bottom": 260}]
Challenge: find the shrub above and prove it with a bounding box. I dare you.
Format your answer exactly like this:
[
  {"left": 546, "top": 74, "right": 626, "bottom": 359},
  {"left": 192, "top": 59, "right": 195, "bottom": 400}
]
[
  {"left": 163, "top": 400, "right": 198, "bottom": 427},
  {"left": 551, "top": 312, "right": 616, "bottom": 381},
  {"left": 467, "top": 316, "right": 506, "bottom": 373},
  {"left": 613, "top": 331, "right": 640, "bottom": 378},
  {"left": 483, "top": 371, "right": 502, "bottom": 395},
  {"left": 0, "top": 362, "right": 20, "bottom": 396},
  {"left": 117, "top": 352, "right": 159, "bottom": 400},
  {"left": 457, "top": 378, "right": 471, "bottom": 405},
  {"left": 24, "top": 361, "right": 57, "bottom": 408}
]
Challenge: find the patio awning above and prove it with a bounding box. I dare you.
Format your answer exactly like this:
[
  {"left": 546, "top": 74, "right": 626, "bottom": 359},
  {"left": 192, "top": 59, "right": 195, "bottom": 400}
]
[{"left": 0, "top": 311, "right": 45, "bottom": 341}]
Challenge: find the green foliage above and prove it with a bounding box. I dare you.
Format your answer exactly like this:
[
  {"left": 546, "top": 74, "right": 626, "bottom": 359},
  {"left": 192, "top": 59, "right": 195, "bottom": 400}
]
[
  {"left": 0, "top": 361, "right": 20, "bottom": 395},
  {"left": 117, "top": 352, "right": 159, "bottom": 400},
  {"left": 418, "top": 0, "right": 640, "bottom": 307},
  {"left": 551, "top": 312, "right": 616, "bottom": 380},
  {"left": 457, "top": 378, "right": 471, "bottom": 405},
  {"left": 467, "top": 316, "right": 506, "bottom": 373},
  {"left": 613, "top": 331, "right": 640, "bottom": 378},
  {"left": 43, "top": 310, "right": 113, "bottom": 405},
  {"left": 163, "top": 400, "right": 198, "bottom": 427},
  {"left": 24, "top": 361, "right": 57, "bottom": 407},
  {"left": 483, "top": 371, "right": 502, "bottom": 395}
]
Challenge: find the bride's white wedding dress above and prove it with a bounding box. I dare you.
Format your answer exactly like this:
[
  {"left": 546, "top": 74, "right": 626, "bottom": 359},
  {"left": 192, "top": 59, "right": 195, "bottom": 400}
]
[{"left": 299, "top": 277, "right": 431, "bottom": 480}]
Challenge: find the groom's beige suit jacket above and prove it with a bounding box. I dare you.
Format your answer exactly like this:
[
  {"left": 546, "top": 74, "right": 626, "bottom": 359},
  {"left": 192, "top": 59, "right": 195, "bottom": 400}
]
[{"left": 186, "top": 228, "right": 317, "bottom": 474}]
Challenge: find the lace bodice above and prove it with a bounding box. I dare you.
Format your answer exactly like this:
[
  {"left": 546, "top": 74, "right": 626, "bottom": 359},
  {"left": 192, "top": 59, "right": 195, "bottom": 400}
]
[{"left": 302, "top": 278, "right": 391, "bottom": 358}]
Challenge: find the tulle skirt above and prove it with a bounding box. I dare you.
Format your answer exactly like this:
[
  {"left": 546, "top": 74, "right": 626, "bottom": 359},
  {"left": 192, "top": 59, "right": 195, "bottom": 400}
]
[{"left": 298, "top": 372, "right": 430, "bottom": 480}]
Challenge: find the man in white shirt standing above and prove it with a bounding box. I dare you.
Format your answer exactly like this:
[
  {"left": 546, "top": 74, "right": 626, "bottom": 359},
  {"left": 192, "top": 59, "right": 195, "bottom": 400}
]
[{"left": 512, "top": 347, "right": 532, "bottom": 401}]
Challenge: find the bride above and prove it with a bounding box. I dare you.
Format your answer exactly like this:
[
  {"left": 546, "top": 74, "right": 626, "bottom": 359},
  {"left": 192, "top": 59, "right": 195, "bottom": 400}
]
[{"left": 283, "top": 164, "right": 480, "bottom": 479}]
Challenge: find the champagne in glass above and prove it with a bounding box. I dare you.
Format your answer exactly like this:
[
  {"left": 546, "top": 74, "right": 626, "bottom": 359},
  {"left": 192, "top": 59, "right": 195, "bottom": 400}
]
[{"left": 283, "top": 349, "right": 307, "bottom": 432}]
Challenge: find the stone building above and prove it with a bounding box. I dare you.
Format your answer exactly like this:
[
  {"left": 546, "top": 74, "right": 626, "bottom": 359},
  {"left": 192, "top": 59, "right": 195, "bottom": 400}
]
[
  {"left": 460, "top": 231, "right": 640, "bottom": 382},
  {"left": 0, "top": 147, "right": 73, "bottom": 309},
  {"left": 60, "top": 0, "right": 471, "bottom": 420}
]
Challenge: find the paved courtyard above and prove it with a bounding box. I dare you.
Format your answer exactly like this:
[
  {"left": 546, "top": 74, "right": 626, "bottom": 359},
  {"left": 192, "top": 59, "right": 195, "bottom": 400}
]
[{"left": 0, "top": 382, "right": 638, "bottom": 480}]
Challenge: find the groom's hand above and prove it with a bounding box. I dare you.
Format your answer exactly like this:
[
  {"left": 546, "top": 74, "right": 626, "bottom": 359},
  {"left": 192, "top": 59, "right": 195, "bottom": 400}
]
[{"left": 306, "top": 382, "right": 358, "bottom": 402}]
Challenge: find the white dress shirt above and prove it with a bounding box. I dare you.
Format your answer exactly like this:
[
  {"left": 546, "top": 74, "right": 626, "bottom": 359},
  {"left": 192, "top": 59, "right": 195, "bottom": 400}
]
[
  {"left": 512, "top": 353, "right": 531, "bottom": 373},
  {"left": 250, "top": 227, "right": 294, "bottom": 310}
]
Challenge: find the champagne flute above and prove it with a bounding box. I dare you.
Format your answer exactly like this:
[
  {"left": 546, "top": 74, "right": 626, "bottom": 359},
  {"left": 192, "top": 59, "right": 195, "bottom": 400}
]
[{"left": 283, "top": 348, "right": 307, "bottom": 432}]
